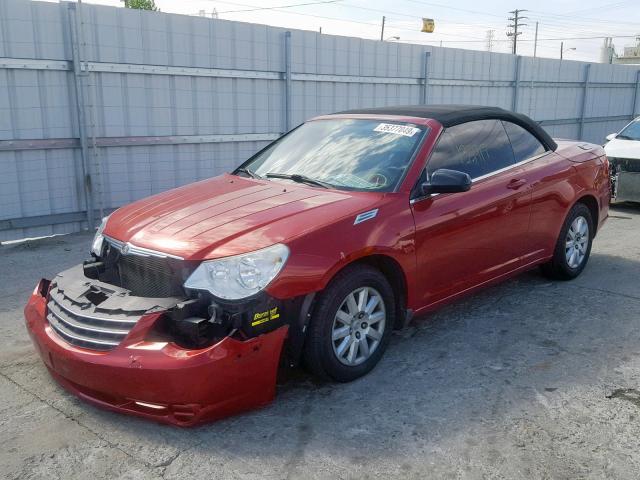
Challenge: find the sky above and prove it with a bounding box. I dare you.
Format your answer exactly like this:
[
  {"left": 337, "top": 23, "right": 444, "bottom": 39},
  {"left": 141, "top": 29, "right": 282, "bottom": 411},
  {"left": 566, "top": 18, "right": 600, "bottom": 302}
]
[{"left": 66, "top": 0, "right": 640, "bottom": 62}]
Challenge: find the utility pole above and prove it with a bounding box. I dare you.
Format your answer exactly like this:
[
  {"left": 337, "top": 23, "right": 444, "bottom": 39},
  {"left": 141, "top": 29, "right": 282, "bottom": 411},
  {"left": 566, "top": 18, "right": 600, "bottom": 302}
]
[
  {"left": 560, "top": 42, "right": 576, "bottom": 59},
  {"left": 485, "top": 29, "right": 495, "bottom": 52},
  {"left": 380, "top": 16, "right": 385, "bottom": 41},
  {"left": 507, "top": 9, "right": 527, "bottom": 55},
  {"left": 533, "top": 21, "right": 539, "bottom": 58}
]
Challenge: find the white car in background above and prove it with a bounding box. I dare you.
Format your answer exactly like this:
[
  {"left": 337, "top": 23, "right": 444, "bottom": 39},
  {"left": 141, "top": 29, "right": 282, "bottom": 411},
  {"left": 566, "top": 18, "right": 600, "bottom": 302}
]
[{"left": 605, "top": 117, "right": 640, "bottom": 202}]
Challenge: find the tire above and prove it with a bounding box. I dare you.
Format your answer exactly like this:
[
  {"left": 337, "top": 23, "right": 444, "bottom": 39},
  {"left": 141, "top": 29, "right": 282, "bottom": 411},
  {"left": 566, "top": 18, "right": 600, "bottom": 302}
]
[
  {"left": 540, "top": 202, "right": 594, "bottom": 280},
  {"left": 303, "top": 265, "right": 395, "bottom": 382}
]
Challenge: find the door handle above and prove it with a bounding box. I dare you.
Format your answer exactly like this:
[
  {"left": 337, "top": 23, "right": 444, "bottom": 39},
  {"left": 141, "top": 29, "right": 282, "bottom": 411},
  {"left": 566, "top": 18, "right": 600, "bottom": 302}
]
[{"left": 507, "top": 178, "right": 527, "bottom": 190}]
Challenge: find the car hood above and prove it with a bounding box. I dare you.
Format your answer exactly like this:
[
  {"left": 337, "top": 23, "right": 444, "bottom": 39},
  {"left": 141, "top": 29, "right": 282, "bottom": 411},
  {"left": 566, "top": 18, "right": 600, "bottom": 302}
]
[
  {"left": 103, "top": 174, "right": 383, "bottom": 260},
  {"left": 604, "top": 138, "right": 640, "bottom": 160}
]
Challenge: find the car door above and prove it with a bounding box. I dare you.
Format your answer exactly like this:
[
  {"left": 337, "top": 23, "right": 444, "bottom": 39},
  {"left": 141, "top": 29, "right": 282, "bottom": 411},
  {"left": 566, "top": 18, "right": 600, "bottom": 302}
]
[
  {"left": 501, "top": 121, "right": 603, "bottom": 267},
  {"left": 410, "top": 119, "right": 533, "bottom": 309},
  {"left": 500, "top": 120, "right": 563, "bottom": 264}
]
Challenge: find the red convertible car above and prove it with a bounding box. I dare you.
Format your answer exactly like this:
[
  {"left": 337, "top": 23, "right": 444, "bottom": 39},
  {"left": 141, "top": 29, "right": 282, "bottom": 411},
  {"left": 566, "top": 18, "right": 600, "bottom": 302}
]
[{"left": 24, "top": 105, "right": 610, "bottom": 426}]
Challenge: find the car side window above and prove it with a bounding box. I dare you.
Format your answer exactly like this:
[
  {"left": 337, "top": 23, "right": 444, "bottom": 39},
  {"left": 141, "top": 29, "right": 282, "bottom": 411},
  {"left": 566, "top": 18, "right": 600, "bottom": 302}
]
[
  {"left": 426, "top": 119, "right": 515, "bottom": 180},
  {"left": 502, "top": 121, "right": 546, "bottom": 162}
]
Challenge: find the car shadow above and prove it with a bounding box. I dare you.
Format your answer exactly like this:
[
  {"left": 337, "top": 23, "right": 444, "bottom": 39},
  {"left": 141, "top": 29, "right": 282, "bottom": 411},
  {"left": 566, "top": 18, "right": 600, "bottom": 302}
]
[{"left": 610, "top": 202, "right": 640, "bottom": 214}]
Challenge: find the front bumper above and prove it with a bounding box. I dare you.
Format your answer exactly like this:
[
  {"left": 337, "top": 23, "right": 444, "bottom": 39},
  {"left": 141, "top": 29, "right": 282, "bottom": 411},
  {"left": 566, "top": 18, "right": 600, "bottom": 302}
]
[{"left": 24, "top": 280, "right": 288, "bottom": 426}]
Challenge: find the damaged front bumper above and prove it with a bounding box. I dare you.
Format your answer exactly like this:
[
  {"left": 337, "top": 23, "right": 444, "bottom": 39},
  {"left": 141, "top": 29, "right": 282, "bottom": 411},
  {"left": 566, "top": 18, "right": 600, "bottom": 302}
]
[
  {"left": 24, "top": 267, "right": 289, "bottom": 426},
  {"left": 610, "top": 157, "right": 640, "bottom": 202}
]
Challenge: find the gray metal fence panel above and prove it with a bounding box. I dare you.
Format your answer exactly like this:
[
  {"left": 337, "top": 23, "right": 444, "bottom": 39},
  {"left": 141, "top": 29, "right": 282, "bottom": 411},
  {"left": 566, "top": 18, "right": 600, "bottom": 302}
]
[{"left": 1, "top": 0, "right": 639, "bottom": 242}]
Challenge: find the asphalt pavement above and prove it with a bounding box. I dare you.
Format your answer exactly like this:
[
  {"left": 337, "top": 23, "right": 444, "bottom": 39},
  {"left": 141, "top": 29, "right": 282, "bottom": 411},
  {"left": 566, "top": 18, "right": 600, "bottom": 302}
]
[{"left": 1, "top": 205, "right": 639, "bottom": 479}]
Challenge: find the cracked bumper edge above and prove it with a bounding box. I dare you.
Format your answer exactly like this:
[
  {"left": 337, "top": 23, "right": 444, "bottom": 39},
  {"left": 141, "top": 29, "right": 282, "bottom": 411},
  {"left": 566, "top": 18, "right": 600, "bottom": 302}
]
[{"left": 24, "top": 280, "right": 288, "bottom": 426}]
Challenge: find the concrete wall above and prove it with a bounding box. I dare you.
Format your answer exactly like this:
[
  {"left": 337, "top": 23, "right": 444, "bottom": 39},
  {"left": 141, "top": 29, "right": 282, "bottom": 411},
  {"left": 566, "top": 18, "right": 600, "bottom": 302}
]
[{"left": 1, "top": 0, "right": 639, "bottom": 241}]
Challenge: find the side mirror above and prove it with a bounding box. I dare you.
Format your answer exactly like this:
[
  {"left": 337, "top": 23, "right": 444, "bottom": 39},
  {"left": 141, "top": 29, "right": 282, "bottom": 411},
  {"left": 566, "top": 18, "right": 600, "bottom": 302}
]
[
  {"left": 605, "top": 133, "right": 617, "bottom": 141},
  {"left": 421, "top": 168, "right": 472, "bottom": 195}
]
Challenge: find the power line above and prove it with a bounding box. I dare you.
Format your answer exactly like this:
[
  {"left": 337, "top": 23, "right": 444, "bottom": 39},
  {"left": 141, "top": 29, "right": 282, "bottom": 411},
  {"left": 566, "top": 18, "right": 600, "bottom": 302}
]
[
  {"left": 322, "top": 1, "right": 502, "bottom": 40},
  {"left": 522, "top": 21, "right": 638, "bottom": 40},
  {"left": 435, "top": 34, "right": 640, "bottom": 44},
  {"left": 526, "top": 9, "right": 640, "bottom": 27},
  {"left": 215, "top": 0, "right": 343, "bottom": 14},
  {"left": 212, "top": 0, "right": 640, "bottom": 34},
  {"left": 208, "top": 0, "right": 382, "bottom": 28},
  {"left": 198, "top": 0, "right": 640, "bottom": 55},
  {"left": 212, "top": 0, "right": 489, "bottom": 42},
  {"left": 551, "top": 0, "right": 635, "bottom": 18},
  {"left": 401, "top": 0, "right": 505, "bottom": 19}
]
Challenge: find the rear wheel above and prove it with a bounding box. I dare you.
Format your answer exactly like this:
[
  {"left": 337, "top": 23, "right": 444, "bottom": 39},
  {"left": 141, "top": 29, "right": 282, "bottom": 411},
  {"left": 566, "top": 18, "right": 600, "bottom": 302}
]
[
  {"left": 303, "top": 265, "right": 395, "bottom": 382},
  {"left": 541, "top": 203, "right": 594, "bottom": 280}
]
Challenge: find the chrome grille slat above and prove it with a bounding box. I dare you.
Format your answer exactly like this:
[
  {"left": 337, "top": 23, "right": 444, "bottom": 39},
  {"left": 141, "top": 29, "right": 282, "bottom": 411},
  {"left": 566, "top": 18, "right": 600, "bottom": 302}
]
[
  {"left": 51, "top": 294, "right": 139, "bottom": 324},
  {"left": 104, "top": 235, "right": 184, "bottom": 260},
  {"left": 47, "top": 314, "right": 121, "bottom": 349},
  {"left": 47, "top": 301, "right": 130, "bottom": 336},
  {"left": 46, "top": 288, "right": 142, "bottom": 351}
]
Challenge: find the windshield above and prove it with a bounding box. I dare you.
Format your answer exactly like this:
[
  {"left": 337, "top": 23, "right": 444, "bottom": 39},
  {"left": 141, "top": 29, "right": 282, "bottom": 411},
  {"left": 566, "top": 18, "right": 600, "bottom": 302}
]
[
  {"left": 240, "top": 119, "right": 427, "bottom": 192},
  {"left": 618, "top": 119, "right": 640, "bottom": 141}
]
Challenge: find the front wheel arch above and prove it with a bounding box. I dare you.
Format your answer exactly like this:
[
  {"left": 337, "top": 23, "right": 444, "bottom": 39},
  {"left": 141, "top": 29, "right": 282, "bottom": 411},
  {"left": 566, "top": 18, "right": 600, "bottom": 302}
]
[
  {"left": 318, "top": 254, "right": 408, "bottom": 330},
  {"left": 282, "top": 254, "right": 408, "bottom": 368},
  {"left": 302, "top": 263, "right": 396, "bottom": 381}
]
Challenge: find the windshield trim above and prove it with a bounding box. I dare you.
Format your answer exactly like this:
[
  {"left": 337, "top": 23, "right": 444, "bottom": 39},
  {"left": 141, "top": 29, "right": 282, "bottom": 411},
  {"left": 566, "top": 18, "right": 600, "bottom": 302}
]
[{"left": 233, "top": 118, "right": 430, "bottom": 193}]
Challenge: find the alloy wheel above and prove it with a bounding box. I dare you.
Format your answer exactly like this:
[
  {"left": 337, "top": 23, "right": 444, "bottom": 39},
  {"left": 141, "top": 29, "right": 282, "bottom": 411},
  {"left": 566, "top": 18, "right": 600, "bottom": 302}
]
[
  {"left": 331, "top": 286, "right": 386, "bottom": 366},
  {"left": 565, "top": 215, "right": 589, "bottom": 268}
]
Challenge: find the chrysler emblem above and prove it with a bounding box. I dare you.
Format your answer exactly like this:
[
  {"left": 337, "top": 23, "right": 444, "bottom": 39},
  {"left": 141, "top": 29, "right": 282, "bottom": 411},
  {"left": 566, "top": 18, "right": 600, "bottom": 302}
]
[{"left": 121, "top": 243, "right": 130, "bottom": 255}]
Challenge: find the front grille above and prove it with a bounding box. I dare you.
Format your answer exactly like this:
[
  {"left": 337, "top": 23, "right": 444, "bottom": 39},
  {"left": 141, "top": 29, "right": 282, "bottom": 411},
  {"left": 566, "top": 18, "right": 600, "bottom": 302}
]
[
  {"left": 118, "top": 254, "right": 181, "bottom": 297},
  {"left": 102, "top": 236, "right": 188, "bottom": 297},
  {"left": 47, "top": 287, "right": 140, "bottom": 351}
]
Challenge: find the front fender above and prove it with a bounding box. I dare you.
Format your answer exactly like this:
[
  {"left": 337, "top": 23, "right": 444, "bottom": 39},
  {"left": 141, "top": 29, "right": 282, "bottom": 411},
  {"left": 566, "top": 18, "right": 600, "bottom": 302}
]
[{"left": 265, "top": 196, "right": 416, "bottom": 303}]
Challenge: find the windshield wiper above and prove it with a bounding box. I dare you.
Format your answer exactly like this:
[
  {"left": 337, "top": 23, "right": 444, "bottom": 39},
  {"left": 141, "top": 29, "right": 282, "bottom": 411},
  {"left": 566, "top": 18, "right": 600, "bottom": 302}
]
[
  {"left": 265, "top": 172, "right": 332, "bottom": 189},
  {"left": 616, "top": 134, "right": 636, "bottom": 141},
  {"left": 234, "top": 167, "right": 263, "bottom": 179}
]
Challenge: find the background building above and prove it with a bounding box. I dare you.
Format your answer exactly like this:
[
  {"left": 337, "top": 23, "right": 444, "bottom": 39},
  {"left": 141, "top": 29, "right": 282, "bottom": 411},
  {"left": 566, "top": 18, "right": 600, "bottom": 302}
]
[{"left": 613, "top": 36, "right": 640, "bottom": 65}]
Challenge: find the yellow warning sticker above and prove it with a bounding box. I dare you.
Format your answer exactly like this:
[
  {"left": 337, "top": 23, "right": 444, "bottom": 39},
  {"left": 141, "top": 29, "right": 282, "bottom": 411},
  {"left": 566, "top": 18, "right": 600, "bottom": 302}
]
[{"left": 251, "top": 307, "right": 280, "bottom": 327}]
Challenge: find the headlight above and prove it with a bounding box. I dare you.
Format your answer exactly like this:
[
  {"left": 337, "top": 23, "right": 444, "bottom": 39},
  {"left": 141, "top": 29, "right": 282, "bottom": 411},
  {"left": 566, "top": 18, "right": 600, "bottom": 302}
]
[
  {"left": 91, "top": 216, "right": 109, "bottom": 257},
  {"left": 184, "top": 244, "right": 289, "bottom": 300}
]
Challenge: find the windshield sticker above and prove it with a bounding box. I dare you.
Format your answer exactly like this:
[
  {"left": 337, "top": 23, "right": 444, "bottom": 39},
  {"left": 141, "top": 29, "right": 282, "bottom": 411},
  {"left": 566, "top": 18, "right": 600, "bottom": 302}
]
[{"left": 374, "top": 123, "right": 421, "bottom": 137}]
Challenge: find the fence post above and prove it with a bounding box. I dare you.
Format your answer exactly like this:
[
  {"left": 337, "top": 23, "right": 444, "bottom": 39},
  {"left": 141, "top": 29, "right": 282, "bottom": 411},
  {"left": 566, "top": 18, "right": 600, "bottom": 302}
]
[
  {"left": 578, "top": 63, "right": 591, "bottom": 141},
  {"left": 284, "top": 31, "right": 292, "bottom": 132},
  {"left": 421, "top": 51, "right": 430, "bottom": 104},
  {"left": 511, "top": 55, "right": 521, "bottom": 112},
  {"left": 67, "top": 3, "right": 95, "bottom": 230},
  {"left": 633, "top": 70, "right": 640, "bottom": 117}
]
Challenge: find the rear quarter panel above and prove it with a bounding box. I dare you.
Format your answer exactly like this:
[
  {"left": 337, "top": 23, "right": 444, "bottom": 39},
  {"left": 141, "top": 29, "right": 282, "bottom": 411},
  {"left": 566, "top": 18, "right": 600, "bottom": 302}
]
[
  {"left": 524, "top": 143, "right": 609, "bottom": 263},
  {"left": 560, "top": 143, "right": 610, "bottom": 233}
]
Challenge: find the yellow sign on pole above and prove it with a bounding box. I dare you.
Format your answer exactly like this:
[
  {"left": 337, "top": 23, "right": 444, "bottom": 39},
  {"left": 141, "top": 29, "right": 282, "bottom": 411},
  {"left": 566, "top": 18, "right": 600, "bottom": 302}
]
[{"left": 421, "top": 18, "right": 435, "bottom": 33}]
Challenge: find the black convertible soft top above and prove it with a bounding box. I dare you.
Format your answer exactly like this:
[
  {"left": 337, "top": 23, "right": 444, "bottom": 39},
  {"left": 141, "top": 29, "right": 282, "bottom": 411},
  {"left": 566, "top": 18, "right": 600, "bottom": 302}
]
[{"left": 338, "top": 104, "right": 558, "bottom": 151}]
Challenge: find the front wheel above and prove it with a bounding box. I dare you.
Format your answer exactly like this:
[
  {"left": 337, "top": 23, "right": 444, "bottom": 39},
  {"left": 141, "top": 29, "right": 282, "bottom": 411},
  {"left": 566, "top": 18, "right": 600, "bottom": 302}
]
[
  {"left": 303, "top": 265, "right": 395, "bottom": 382},
  {"left": 541, "top": 203, "right": 594, "bottom": 280}
]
